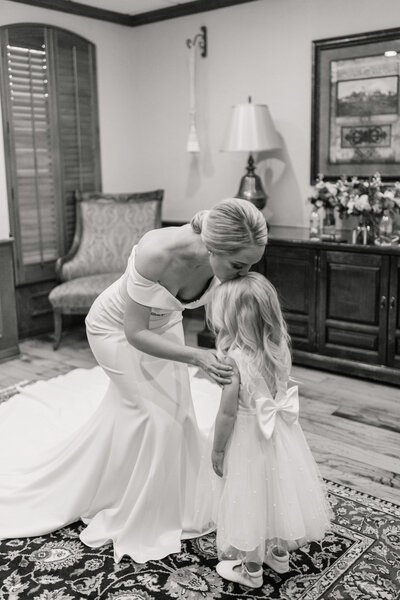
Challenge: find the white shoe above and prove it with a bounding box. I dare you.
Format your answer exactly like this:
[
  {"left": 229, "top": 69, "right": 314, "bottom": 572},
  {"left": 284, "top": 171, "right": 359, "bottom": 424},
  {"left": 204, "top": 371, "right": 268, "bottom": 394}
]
[
  {"left": 264, "top": 546, "right": 290, "bottom": 573},
  {"left": 216, "top": 560, "right": 263, "bottom": 589}
]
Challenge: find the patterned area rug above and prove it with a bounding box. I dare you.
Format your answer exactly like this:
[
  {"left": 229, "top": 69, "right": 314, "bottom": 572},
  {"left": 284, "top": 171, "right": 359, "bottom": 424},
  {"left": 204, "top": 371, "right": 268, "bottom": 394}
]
[
  {"left": 1, "top": 382, "right": 400, "bottom": 599},
  {"left": 1, "top": 480, "right": 399, "bottom": 600}
]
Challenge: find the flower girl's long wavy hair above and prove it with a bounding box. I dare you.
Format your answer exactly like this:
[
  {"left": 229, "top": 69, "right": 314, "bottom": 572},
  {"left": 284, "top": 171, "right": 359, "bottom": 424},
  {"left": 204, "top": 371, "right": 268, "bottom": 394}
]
[{"left": 207, "top": 272, "right": 291, "bottom": 390}]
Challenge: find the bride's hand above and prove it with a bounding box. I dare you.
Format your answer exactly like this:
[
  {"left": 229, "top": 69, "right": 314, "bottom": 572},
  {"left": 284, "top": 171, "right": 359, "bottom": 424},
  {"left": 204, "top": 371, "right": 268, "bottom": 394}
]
[{"left": 193, "top": 349, "right": 233, "bottom": 385}]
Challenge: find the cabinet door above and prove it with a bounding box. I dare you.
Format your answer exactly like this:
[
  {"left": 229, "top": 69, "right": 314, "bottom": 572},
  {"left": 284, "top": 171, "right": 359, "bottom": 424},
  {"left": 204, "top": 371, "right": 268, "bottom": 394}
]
[
  {"left": 387, "top": 256, "right": 400, "bottom": 368},
  {"left": 265, "top": 245, "right": 317, "bottom": 351},
  {"left": 0, "top": 241, "right": 19, "bottom": 361},
  {"left": 319, "top": 251, "right": 389, "bottom": 364},
  {"left": 15, "top": 280, "right": 56, "bottom": 338}
]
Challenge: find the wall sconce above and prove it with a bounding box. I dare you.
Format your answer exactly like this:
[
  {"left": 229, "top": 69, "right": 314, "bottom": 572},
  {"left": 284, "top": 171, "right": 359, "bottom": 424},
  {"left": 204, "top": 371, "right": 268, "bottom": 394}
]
[
  {"left": 221, "top": 97, "right": 280, "bottom": 210},
  {"left": 186, "top": 25, "right": 207, "bottom": 57}
]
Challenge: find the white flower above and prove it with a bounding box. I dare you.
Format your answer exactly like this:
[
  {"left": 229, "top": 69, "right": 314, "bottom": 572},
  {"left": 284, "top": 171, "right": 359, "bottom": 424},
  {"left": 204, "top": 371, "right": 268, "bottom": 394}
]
[
  {"left": 325, "top": 182, "right": 338, "bottom": 196},
  {"left": 354, "top": 194, "right": 371, "bottom": 212},
  {"left": 383, "top": 190, "right": 395, "bottom": 201},
  {"left": 347, "top": 199, "right": 355, "bottom": 214}
]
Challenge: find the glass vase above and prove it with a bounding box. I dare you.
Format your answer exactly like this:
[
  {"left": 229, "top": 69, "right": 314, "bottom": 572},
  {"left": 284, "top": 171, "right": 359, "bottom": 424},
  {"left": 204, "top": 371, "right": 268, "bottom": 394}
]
[
  {"left": 322, "top": 205, "right": 336, "bottom": 239},
  {"left": 351, "top": 214, "right": 375, "bottom": 245},
  {"left": 309, "top": 206, "right": 322, "bottom": 240},
  {"left": 376, "top": 209, "right": 393, "bottom": 246}
]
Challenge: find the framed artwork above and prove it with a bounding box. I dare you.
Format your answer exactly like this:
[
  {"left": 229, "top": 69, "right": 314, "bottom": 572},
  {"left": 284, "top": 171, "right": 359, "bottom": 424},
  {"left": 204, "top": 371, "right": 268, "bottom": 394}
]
[{"left": 311, "top": 27, "right": 400, "bottom": 182}]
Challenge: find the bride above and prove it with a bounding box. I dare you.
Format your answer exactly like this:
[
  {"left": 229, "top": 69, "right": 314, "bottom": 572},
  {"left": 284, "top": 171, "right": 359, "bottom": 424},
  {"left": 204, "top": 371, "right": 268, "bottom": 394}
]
[{"left": 0, "top": 198, "right": 267, "bottom": 564}]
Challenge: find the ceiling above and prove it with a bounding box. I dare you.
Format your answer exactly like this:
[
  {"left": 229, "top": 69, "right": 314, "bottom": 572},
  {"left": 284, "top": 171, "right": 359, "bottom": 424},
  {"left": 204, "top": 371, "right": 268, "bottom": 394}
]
[{"left": 9, "top": 0, "right": 258, "bottom": 26}]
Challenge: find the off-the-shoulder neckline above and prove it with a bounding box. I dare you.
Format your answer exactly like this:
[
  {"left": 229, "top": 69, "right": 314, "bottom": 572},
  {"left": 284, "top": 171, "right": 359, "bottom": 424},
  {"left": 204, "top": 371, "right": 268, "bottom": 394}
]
[{"left": 131, "top": 245, "right": 217, "bottom": 307}]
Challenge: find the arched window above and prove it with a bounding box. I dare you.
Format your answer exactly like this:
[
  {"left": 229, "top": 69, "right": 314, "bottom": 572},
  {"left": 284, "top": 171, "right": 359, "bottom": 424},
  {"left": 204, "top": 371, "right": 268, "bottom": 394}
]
[{"left": 0, "top": 24, "right": 101, "bottom": 334}]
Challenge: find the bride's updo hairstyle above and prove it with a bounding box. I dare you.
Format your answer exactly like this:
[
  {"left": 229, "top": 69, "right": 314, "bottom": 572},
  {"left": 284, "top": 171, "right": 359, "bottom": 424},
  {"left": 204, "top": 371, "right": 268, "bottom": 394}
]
[{"left": 190, "top": 198, "right": 268, "bottom": 254}]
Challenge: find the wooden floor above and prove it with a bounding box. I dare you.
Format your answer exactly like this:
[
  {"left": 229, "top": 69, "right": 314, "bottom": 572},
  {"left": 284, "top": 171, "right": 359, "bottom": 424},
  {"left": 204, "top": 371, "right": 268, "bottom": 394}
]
[{"left": 1, "top": 319, "right": 399, "bottom": 506}]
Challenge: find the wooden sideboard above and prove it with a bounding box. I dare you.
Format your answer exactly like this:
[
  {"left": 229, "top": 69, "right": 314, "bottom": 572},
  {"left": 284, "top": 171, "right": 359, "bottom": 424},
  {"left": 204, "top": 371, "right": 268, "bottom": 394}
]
[
  {"left": 198, "top": 226, "right": 400, "bottom": 386},
  {"left": 262, "top": 226, "right": 400, "bottom": 385},
  {"left": 0, "top": 239, "right": 19, "bottom": 361}
]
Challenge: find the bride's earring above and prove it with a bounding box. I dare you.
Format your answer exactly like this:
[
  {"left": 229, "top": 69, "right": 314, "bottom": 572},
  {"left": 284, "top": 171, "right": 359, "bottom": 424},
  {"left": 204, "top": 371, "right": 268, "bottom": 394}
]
[{"left": 208, "top": 250, "right": 212, "bottom": 256}]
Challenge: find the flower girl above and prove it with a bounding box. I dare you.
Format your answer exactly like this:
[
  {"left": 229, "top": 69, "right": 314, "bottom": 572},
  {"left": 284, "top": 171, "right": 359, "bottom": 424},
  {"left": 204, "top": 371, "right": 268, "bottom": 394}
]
[{"left": 207, "top": 272, "right": 331, "bottom": 589}]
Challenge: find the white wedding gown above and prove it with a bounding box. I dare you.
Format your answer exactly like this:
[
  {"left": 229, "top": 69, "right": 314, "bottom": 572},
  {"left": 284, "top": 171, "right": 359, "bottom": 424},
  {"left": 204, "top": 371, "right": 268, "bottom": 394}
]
[{"left": 0, "top": 245, "right": 221, "bottom": 563}]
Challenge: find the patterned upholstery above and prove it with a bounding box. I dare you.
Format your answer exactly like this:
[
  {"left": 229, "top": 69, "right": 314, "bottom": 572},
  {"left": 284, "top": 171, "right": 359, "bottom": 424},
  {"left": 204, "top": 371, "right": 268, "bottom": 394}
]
[
  {"left": 48, "top": 190, "right": 163, "bottom": 349},
  {"left": 61, "top": 197, "right": 162, "bottom": 280},
  {"left": 49, "top": 273, "right": 120, "bottom": 312}
]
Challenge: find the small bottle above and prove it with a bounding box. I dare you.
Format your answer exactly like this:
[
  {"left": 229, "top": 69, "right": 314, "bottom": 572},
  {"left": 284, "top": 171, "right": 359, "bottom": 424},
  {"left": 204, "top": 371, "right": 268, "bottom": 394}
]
[
  {"left": 309, "top": 207, "right": 321, "bottom": 240},
  {"left": 378, "top": 209, "right": 393, "bottom": 245}
]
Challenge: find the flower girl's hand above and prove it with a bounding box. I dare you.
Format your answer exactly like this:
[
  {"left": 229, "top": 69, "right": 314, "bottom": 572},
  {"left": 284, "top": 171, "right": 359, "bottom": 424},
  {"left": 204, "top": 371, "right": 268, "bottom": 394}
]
[
  {"left": 212, "top": 450, "right": 225, "bottom": 477},
  {"left": 194, "top": 349, "right": 233, "bottom": 386}
]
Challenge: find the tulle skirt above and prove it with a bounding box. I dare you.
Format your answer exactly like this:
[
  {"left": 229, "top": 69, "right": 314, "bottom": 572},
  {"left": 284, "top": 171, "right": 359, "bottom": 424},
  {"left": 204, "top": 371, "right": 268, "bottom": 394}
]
[{"left": 213, "top": 409, "right": 332, "bottom": 565}]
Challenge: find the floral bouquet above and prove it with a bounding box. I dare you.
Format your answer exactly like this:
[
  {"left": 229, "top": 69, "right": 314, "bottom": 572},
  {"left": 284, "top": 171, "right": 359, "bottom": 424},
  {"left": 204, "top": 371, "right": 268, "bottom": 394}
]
[
  {"left": 309, "top": 174, "right": 339, "bottom": 209},
  {"left": 309, "top": 172, "right": 400, "bottom": 244},
  {"left": 336, "top": 172, "right": 400, "bottom": 220}
]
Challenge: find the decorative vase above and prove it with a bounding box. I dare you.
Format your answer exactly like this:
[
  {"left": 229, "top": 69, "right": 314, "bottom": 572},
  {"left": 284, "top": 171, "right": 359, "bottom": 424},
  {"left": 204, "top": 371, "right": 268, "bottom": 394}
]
[
  {"left": 309, "top": 206, "right": 322, "bottom": 240},
  {"left": 376, "top": 209, "right": 394, "bottom": 246},
  {"left": 322, "top": 205, "right": 336, "bottom": 238},
  {"left": 352, "top": 214, "right": 375, "bottom": 245}
]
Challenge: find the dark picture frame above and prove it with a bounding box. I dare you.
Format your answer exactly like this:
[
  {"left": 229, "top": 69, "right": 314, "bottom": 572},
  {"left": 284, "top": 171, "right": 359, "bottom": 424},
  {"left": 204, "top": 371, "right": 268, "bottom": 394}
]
[{"left": 311, "top": 27, "right": 400, "bottom": 182}]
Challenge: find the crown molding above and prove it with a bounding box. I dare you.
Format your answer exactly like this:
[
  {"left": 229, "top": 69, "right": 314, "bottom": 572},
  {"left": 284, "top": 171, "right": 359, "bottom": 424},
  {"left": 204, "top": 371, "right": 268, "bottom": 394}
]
[
  {"left": 129, "top": 0, "right": 260, "bottom": 26},
  {"left": 7, "top": 0, "right": 132, "bottom": 25},
  {"left": 6, "top": 0, "right": 260, "bottom": 27}
]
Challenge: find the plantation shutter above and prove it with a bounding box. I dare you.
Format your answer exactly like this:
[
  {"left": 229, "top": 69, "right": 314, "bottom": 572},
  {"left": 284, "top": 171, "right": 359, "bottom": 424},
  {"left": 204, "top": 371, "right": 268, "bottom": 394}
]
[
  {"left": 2, "top": 26, "right": 59, "bottom": 282},
  {"left": 0, "top": 25, "right": 101, "bottom": 285},
  {"left": 54, "top": 29, "right": 101, "bottom": 249}
]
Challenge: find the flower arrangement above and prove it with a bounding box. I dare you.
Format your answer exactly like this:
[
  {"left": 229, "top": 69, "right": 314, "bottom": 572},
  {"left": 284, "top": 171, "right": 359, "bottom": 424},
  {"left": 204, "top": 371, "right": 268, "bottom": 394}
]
[
  {"left": 309, "top": 174, "right": 339, "bottom": 209},
  {"left": 310, "top": 172, "right": 400, "bottom": 218},
  {"left": 335, "top": 172, "right": 400, "bottom": 219}
]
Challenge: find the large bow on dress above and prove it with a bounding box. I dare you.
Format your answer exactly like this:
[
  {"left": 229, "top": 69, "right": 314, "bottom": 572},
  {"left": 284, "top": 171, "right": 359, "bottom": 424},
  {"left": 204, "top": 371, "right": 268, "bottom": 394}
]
[{"left": 255, "top": 385, "right": 299, "bottom": 440}]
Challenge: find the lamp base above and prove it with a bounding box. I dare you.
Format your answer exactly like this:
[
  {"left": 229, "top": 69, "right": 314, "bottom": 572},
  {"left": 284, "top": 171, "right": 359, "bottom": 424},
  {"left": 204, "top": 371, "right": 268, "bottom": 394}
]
[{"left": 235, "top": 154, "right": 267, "bottom": 210}]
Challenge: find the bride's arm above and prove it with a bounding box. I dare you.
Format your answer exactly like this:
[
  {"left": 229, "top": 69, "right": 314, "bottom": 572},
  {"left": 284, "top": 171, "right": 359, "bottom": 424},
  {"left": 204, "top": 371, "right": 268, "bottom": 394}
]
[{"left": 123, "top": 298, "right": 233, "bottom": 385}]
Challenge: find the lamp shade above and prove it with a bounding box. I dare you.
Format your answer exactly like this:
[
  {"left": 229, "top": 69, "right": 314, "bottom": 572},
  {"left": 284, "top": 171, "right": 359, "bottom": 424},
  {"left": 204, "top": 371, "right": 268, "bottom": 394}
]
[{"left": 221, "top": 102, "right": 280, "bottom": 152}]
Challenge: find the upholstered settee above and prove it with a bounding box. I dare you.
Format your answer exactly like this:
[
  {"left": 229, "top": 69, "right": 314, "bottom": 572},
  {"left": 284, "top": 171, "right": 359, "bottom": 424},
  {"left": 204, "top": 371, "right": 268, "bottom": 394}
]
[{"left": 49, "top": 189, "right": 163, "bottom": 349}]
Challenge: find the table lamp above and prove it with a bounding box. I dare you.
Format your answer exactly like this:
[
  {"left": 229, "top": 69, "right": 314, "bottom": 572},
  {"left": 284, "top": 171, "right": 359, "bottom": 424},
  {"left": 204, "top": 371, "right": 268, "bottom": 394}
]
[{"left": 221, "top": 97, "right": 280, "bottom": 210}]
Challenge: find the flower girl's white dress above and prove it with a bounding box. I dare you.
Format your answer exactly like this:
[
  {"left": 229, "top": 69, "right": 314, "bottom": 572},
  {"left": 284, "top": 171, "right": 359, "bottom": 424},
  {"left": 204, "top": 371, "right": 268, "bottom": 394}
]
[
  {"left": 0, "top": 245, "right": 219, "bottom": 563},
  {"left": 212, "top": 347, "right": 331, "bottom": 565}
]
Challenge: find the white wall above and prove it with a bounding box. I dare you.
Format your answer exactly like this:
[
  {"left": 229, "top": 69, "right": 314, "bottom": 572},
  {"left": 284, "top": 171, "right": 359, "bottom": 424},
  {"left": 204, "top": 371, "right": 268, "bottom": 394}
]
[
  {"left": 2, "top": 0, "right": 400, "bottom": 238},
  {"left": 128, "top": 0, "right": 400, "bottom": 224}
]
